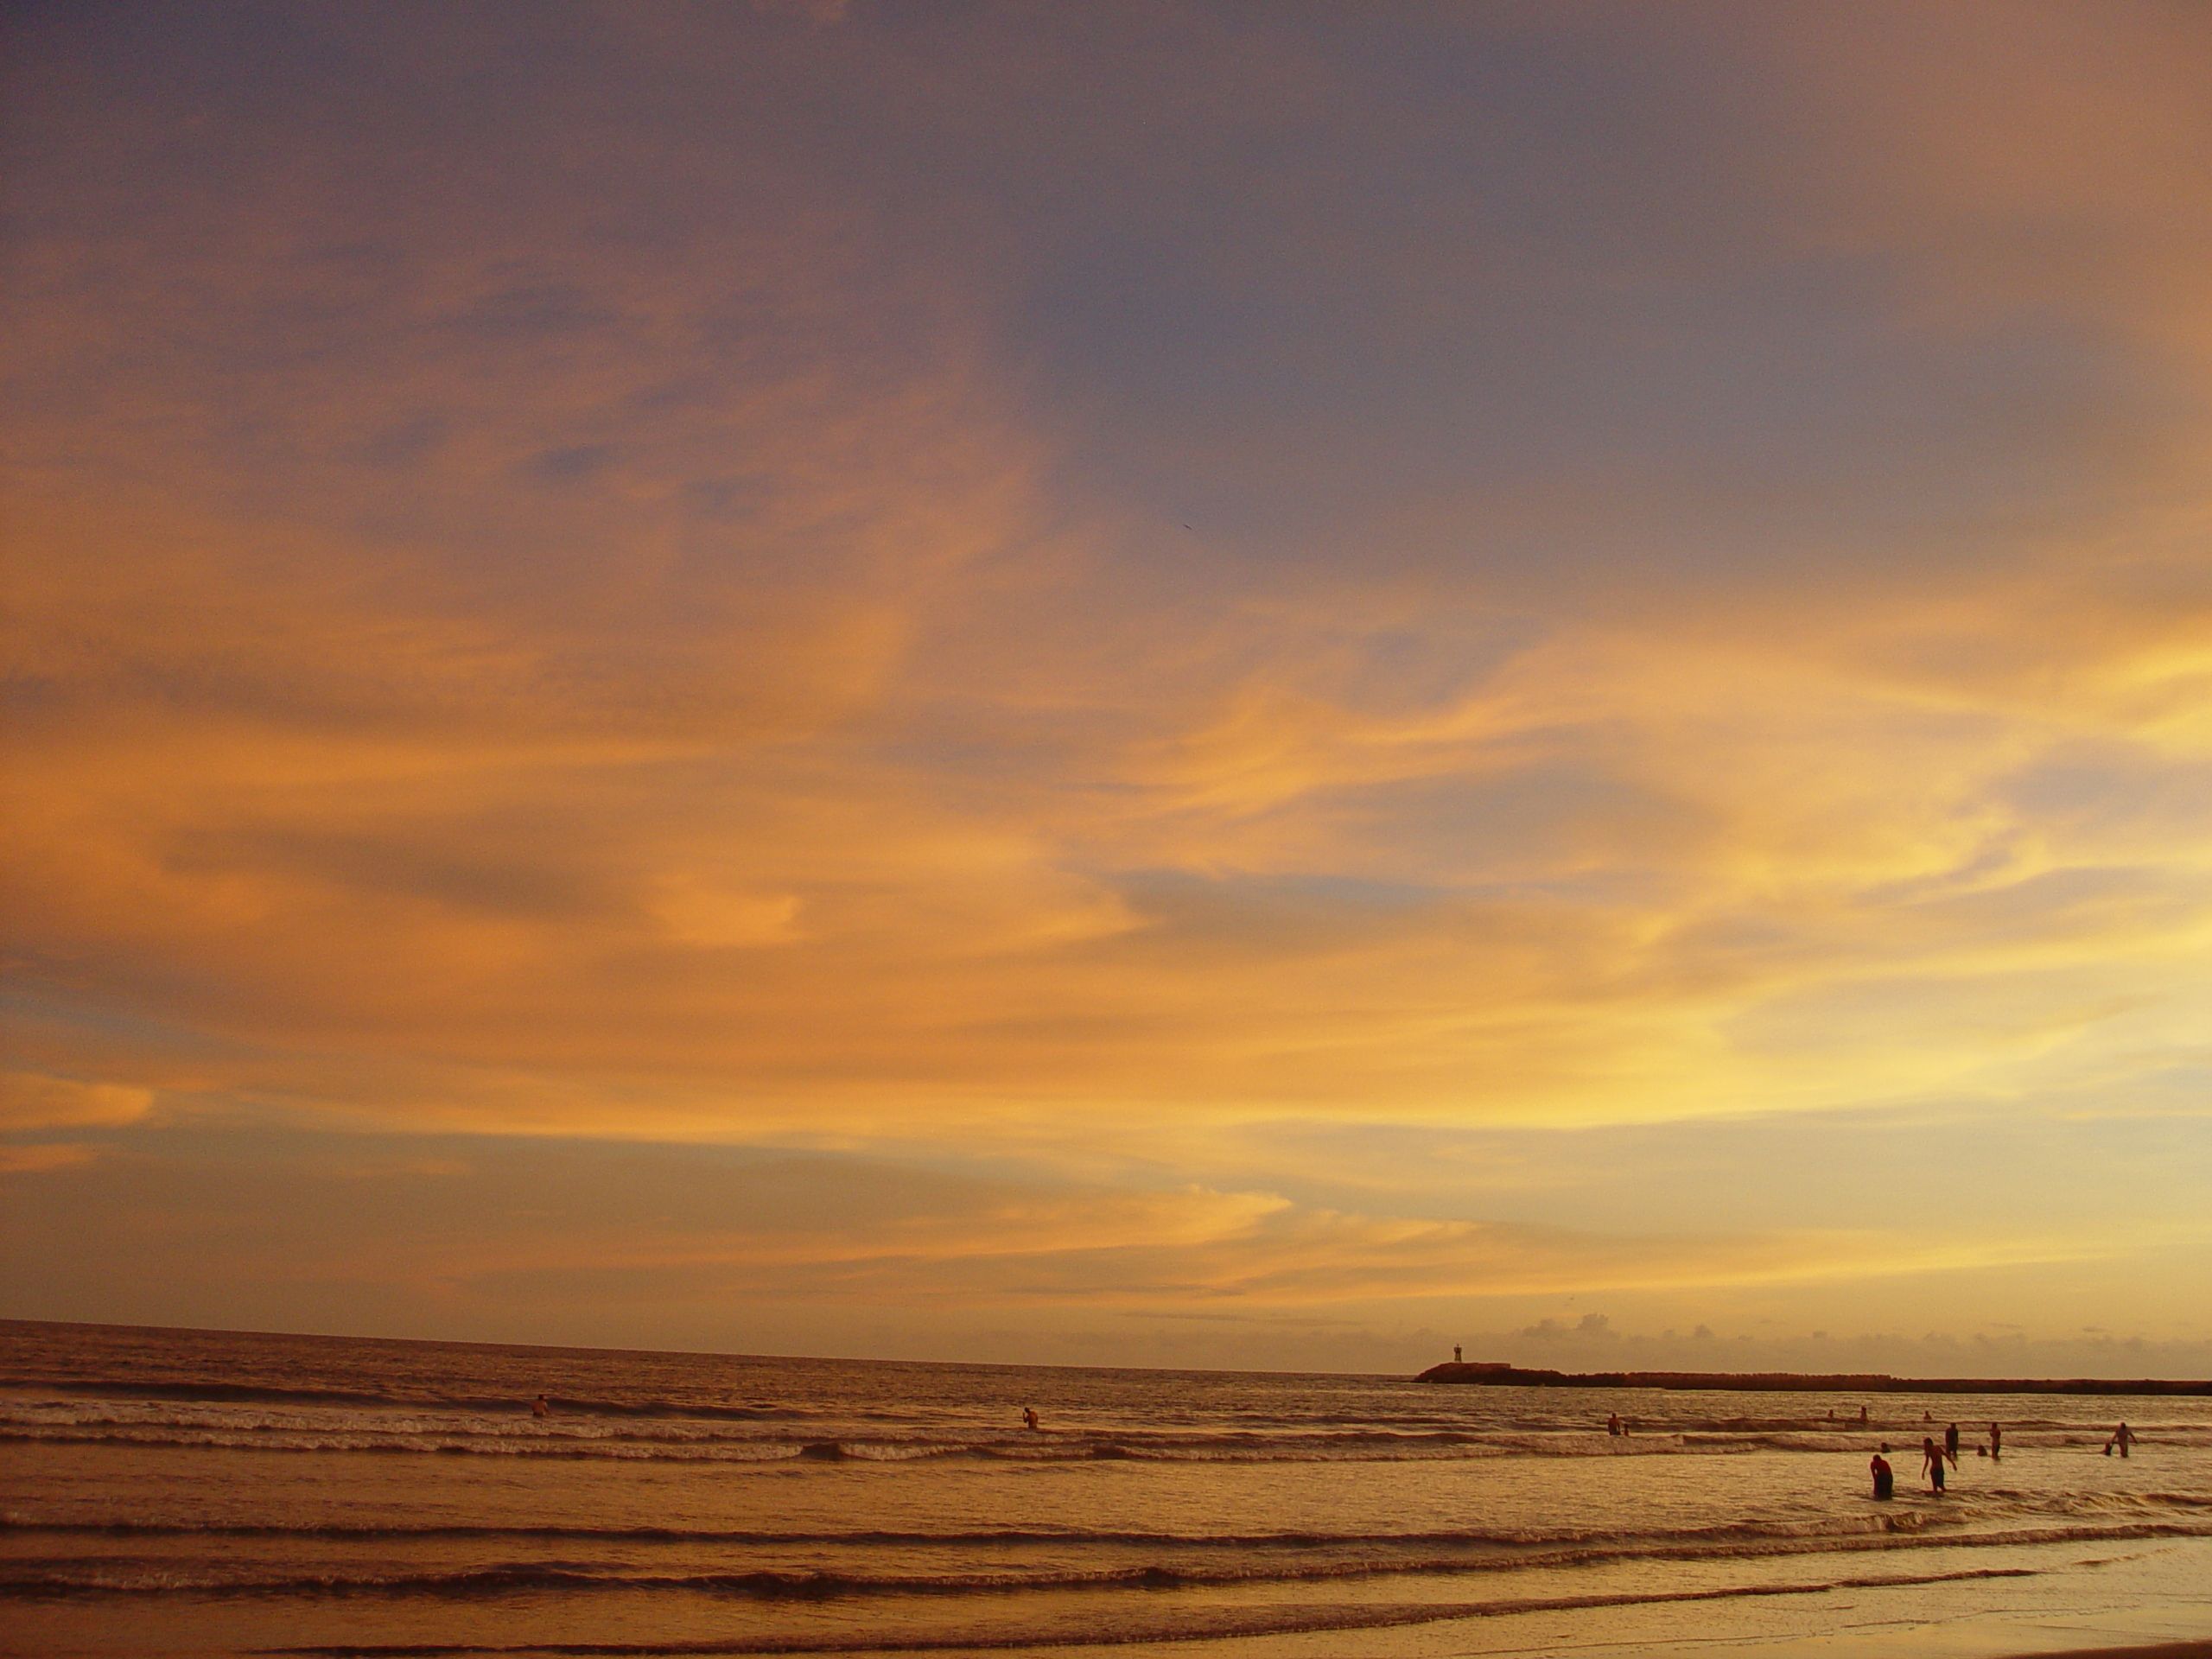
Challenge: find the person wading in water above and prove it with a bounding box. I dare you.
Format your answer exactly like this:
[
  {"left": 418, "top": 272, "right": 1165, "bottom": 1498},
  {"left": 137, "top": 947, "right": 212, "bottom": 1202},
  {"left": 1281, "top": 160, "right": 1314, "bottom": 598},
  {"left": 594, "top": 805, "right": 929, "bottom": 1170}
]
[{"left": 1922, "top": 1435, "right": 1951, "bottom": 1495}]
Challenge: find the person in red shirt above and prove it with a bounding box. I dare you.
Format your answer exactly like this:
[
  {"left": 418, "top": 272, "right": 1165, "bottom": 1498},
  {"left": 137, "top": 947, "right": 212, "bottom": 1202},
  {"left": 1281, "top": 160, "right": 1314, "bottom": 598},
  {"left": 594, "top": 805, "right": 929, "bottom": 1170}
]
[{"left": 1869, "top": 1446, "right": 1894, "bottom": 1499}]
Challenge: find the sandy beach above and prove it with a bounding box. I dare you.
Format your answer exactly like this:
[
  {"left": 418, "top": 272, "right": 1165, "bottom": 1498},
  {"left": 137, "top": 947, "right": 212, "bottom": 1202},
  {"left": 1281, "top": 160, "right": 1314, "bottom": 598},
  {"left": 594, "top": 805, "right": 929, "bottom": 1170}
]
[{"left": 1679, "top": 1639, "right": 2212, "bottom": 1659}]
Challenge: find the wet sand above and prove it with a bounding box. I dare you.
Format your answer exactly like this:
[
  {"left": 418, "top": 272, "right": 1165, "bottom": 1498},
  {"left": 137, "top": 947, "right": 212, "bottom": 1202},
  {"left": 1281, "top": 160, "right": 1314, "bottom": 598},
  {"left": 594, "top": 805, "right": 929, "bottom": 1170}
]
[{"left": 1616, "top": 1631, "right": 2212, "bottom": 1659}]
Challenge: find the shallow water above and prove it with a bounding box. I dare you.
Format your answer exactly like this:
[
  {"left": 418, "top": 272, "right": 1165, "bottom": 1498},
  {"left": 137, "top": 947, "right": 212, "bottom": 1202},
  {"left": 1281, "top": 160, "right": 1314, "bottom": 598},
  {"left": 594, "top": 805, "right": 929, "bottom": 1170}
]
[{"left": 3, "top": 1320, "right": 2208, "bottom": 1656}]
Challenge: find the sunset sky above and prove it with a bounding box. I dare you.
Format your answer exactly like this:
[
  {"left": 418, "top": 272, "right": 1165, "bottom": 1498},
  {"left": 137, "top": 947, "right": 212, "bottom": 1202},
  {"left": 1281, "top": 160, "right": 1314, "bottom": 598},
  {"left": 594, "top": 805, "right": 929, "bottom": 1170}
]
[{"left": 4, "top": 2, "right": 2210, "bottom": 1375}]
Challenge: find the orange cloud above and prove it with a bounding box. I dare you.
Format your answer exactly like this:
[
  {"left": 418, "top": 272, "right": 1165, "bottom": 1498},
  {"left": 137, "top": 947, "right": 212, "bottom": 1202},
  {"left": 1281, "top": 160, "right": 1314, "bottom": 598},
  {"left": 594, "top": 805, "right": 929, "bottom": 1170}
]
[
  {"left": 0, "top": 1073, "right": 154, "bottom": 1134},
  {"left": 6, "top": 2, "right": 2212, "bottom": 1356},
  {"left": 0, "top": 1144, "right": 103, "bottom": 1175}
]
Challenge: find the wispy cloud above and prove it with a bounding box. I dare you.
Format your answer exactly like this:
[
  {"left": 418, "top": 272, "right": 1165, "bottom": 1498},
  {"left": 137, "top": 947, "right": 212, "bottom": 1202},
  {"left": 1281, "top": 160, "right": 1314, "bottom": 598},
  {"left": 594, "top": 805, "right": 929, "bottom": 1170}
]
[
  {"left": 4, "top": 2, "right": 2209, "bottom": 1361},
  {"left": 0, "top": 1073, "right": 155, "bottom": 1133}
]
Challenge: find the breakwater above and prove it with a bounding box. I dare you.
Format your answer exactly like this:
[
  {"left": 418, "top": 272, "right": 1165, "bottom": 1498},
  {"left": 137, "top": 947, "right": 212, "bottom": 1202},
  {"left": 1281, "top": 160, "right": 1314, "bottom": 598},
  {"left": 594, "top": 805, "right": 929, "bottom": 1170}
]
[{"left": 1416, "top": 1363, "right": 2212, "bottom": 1395}]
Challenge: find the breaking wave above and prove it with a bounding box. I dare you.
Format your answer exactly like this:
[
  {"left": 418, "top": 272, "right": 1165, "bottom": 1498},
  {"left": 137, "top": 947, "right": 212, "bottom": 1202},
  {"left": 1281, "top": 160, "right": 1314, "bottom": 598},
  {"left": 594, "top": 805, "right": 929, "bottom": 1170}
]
[{"left": 9, "top": 1517, "right": 2209, "bottom": 1602}]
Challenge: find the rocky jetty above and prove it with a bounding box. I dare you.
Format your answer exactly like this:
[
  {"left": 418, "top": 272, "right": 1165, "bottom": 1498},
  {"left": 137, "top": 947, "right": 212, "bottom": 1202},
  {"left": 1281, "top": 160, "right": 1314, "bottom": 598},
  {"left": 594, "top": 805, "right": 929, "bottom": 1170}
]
[{"left": 1415, "top": 1363, "right": 2212, "bottom": 1395}]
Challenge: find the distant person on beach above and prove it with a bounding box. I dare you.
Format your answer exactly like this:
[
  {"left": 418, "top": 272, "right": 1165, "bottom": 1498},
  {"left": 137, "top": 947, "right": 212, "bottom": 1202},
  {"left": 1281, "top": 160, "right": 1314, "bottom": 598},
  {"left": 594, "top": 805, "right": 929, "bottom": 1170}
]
[
  {"left": 1989, "top": 1422, "right": 2001, "bottom": 1459},
  {"left": 1922, "top": 1435, "right": 1948, "bottom": 1494},
  {"left": 1870, "top": 1446, "right": 1893, "bottom": 1499},
  {"left": 2107, "top": 1422, "right": 2135, "bottom": 1458},
  {"left": 1606, "top": 1413, "right": 1623, "bottom": 1437},
  {"left": 1022, "top": 1406, "right": 1039, "bottom": 1431},
  {"left": 531, "top": 1393, "right": 551, "bottom": 1418},
  {"left": 1858, "top": 1405, "right": 1868, "bottom": 1424},
  {"left": 1453, "top": 1346, "right": 1462, "bottom": 1363},
  {"left": 1944, "top": 1421, "right": 1959, "bottom": 1462}
]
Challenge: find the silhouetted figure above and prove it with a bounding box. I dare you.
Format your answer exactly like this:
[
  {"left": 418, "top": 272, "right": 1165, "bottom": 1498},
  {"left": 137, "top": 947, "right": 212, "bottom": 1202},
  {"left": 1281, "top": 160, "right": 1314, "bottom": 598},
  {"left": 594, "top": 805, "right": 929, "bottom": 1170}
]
[
  {"left": 1945, "top": 1422, "right": 1960, "bottom": 1461},
  {"left": 1870, "top": 1446, "right": 1894, "bottom": 1500},
  {"left": 531, "top": 1394, "right": 551, "bottom": 1419},
  {"left": 2109, "top": 1421, "right": 2135, "bottom": 1458},
  {"left": 1453, "top": 1345, "right": 1462, "bottom": 1363},
  {"left": 1922, "top": 1435, "right": 1948, "bottom": 1494},
  {"left": 1858, "top": 1404, "right": 1869, "bottom": 1424},
  {"left": 1021, "top": 1406, "right": 1039, "bottom": 1431},
  {"left": 1606, "top": 1413, "right": 1623, "bottom": 1437},
  {"left": 1989, "top": 1421, "right": 2001, "bottom": 1459}
]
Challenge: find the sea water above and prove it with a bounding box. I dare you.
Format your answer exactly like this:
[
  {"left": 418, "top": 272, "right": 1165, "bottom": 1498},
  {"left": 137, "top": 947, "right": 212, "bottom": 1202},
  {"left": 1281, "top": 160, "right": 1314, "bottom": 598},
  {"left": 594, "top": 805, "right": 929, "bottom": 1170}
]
[{"left": 3, "top": 1320, "right": 2209, "bottom": 1658}]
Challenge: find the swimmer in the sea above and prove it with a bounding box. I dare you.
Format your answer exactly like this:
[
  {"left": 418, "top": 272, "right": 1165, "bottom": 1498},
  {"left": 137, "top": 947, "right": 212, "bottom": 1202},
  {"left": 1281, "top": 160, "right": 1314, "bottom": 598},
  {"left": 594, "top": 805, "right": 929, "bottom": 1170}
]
[{"left": 1922, "top": 1435, "right": 1948, "bottom": 1495}]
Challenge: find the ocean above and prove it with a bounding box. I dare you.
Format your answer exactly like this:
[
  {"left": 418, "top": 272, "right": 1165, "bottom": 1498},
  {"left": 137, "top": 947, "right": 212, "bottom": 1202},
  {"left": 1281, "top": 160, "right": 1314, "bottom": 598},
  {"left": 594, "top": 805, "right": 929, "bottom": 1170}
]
[{"left": 3, "top": 1320, "right": 2209, "bottom": 1658}]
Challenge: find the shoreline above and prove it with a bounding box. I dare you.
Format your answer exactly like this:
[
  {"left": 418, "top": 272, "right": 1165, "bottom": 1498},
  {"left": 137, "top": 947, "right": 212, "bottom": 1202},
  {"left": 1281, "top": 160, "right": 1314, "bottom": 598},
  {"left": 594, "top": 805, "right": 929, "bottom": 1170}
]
[
  {"left": 1416, "top": 1361, "right": 2212, "bottom": 1395},
  {"left": 1625, "top": 1637, "right": 2212, "bottom": 1659}
]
